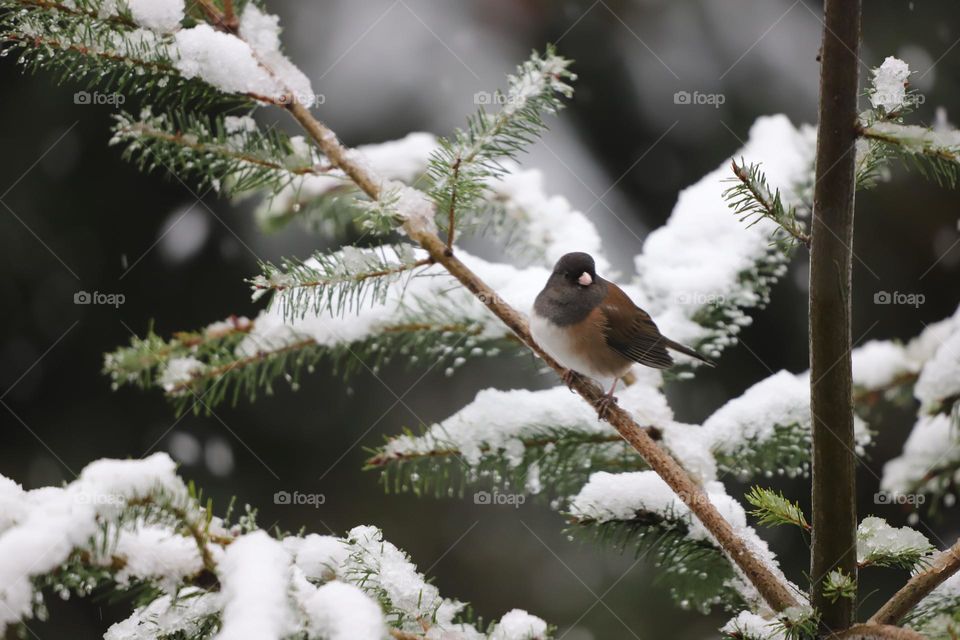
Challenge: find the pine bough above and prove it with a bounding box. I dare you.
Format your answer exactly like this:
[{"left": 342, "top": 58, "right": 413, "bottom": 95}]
[{"left": 4, "top": 0, "right": 960, "bottom": 637}]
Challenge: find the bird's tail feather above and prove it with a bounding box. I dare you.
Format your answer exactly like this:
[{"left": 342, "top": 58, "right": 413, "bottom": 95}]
[{"left": 664, "top": 339, "right": 716, "bottom": 367}]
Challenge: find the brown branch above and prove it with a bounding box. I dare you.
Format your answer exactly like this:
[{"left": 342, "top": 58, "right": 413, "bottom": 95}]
[
  {"left": 869, "top": 539, "right": 960, "bottom": 626},
  {"left": 284, "top": 99, "right": 801, "bottom": 614},
  {"left": 833, "top": 625, "right": 925, "bottom": 640},
  {"left": 809, "top": 0, "right": 862, "bottom": 632}
]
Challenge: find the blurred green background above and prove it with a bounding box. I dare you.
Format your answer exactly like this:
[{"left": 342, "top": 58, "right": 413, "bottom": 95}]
[{"left": 2, "top": 1, "right": 960, "bottom": 637}]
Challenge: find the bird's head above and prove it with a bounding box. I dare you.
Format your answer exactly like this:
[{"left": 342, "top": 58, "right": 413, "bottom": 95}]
[{"left": 551, "top": 252, "right": 598, "bottom": 289}]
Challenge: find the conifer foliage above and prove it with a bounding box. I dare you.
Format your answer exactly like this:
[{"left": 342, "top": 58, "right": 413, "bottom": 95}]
[{"left": 3, "top": 1, "right": 960, "bottom": 638}]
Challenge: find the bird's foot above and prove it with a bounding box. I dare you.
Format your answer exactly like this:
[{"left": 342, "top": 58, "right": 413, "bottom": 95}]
[
  {"left": 561, "top": 369, "right": 581, "bottom": 391},
  {"left": 597, "top": 393, "right": 619, "bottom": 421}
]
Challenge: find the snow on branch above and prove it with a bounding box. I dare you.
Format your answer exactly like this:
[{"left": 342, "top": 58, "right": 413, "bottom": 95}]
[
  {"left": 857, "top": 516, "right": 934, "bottom": 571},
  {"left": 426, "top": 47, "right": 575, "bottom": 246},
  {"left": 251, "top": 245, "right": 433, "bottom": 322},
  {"left": 857, "top": 56, "right": 960, "bottom": 189},
  {"left": 110, "top": 109, "right": 330, "bottom": 199},
  {"left": 568, "top": 470, "right": 801, "bottom": 615},
  {"left": 2, "top": 0, "right": 314, "bottom": 107},
  {"left": 0, "top": 454, "right": 550, "bottom": 640},
  {"left": 880, "top": 307, "right": 960, "bottom": 508},
  {"left": 368, "top": 370, "right": 678, "bottom": 502},
  {"left": 703, "top": 370, "right": 871, "bottom": 480},
  {"left": 635, "top": 115, "right": 816, "bottom": 361}
]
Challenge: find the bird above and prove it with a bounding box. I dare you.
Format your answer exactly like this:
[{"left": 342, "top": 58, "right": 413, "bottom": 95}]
[{"left": 530, "top": 252, "right": 714, "bottom": 419}]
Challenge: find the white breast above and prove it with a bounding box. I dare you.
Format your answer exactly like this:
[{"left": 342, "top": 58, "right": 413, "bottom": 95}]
[{"left": 529, "top": 309, "right": 614, "bottom": 386}]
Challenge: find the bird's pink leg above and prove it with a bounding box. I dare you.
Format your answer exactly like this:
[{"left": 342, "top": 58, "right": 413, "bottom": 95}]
[{"left": 597, "top": 378, "right": 619, "bottom": 421}]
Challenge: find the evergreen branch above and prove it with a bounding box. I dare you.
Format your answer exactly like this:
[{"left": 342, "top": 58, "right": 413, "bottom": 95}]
[
  {"left": 568, "top": 512, "right": 742, "bottom": 614},
  {"left": 1, "top": 0, "right": 287, "bottom": 107},
  {"left": 368, "top": 429, "right": 643, "bottom": 503},
  {"left": 724, "top": 159, "right": 810, "bottom": 248},
  {"left": 745, "top": 487, "right": 810, "bottom": 530},
  {"left": 426, "top": 46, "right": 575, "bottom": 232},
  {"left": 284, "top": 52, "right": 802, "bottom": 613},
  {"left": 823, "top": 569, "right": 857, "bottom": 603},
  {"left": 860, "top": 123, "right": 960, "bottom": 189},
  {"left": 251, "top": 245, "right": 433, "bottom": 322},
  {"left": 111, "top": 110, "right": 331, "bottom": 198},
  {"left": 857, "top": 517, "right": 934, "bottom": 571},
  {"left": 835, "top": 625, "right": 925, "bottom": 640},
  {"left": 872, "top": 537, "right": 960, "bottom": 625},
  {"left": 105, "top": 316, "right": 515, "bottom": 415}
]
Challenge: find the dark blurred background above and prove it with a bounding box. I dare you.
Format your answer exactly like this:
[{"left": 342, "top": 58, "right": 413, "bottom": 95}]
[{"left": 2, "top": 1, "right": 960, "bottom": 638}]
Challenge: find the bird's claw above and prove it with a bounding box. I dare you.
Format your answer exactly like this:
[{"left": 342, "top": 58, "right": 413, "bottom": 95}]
[
  {"left": 597, "top": 394, "right": 618, "bottom": 421},
  {"left": 561, "top": 369, "right": 580, "bottom": 390}
]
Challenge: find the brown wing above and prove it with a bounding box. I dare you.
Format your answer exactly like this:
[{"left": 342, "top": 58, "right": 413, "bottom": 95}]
[{"left": 598, "top": 282, "right": 674, "bottom": 369}]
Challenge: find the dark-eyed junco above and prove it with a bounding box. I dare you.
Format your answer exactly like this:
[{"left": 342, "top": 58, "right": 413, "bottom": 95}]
[{"left": 531, "top": 252, "right": 714, "bottom": 417}]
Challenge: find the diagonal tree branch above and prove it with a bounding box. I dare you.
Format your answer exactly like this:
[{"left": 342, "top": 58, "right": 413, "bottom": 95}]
[
  {"left": 835, "top": 624, "right": 925, "bottom": 640},
  {"left": 283, "top": 100, "right": 801, "bottom": 613},
  {"left": 869, "top": 539, "right": 960, "bottom": 626}
]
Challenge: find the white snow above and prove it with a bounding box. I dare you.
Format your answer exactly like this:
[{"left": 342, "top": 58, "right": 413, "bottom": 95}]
[
  {"left": 104, "top": 524, "right": 204, "bottom": 592},
  {"left": 634, "top": 115, "right": 815, "bottom": 349},
  {"left": 489, "top": 609, "right": 549, "bottom": 640},
  {"left": 345, "top": 525, "right": 444, "bottom": 623},
  {"left": 0, "top": 453, "right": 183, "bottom": 630},
  {"left": 915, "top": 329, "right": 960, "bottom": 412},
  {"left": 857, "top": 516, "right": 933, "bottom": 565},
  {"left": 487, "top": 165, "right": 608, "bottom": 272},
  {"left": 721, "top": 610, "right": 786, "bottom": 640},
  {"left": 882, "top": 414, "right": 957, "bottom": 496},
  {"left": 568, "top": 470, "right": 796, "bottom": 609},
  {"left": 852, "top": 339, "right": 913, "bottom": 390},
  {"left": 256, "top": 132, "right": 438, "bottom": 224},
  {"left": 391, "top": 181, "right": 438, "bottom": 236},
  {"left": 172, "top": 6, "right": 315, "bottom": 106},
  {"left": 105, "top": 589, "right": 222, "bottom": 640},
  {"left": 870, "top": 56, "right": 912, "bottom": 113},
  {"left": 293, "top": 577, "right": 386, "bottom": 640},
  {"left": 380, "top": 372, "right": 670, "bottom": 467},
  {"left": 238, "top": 4, "right": 315, "bottom": 105},
  {"left": 283, "top": 533, "right": 350, "bottom": 581},
  {"left": 125, "top": 0, "right": 184, "bottom": 33},
  {"left": 214, "top": 531, "right": 293, "bottom": 640},
  {"left": 158, "top": 356, "right": 205, "bottom": 392}
]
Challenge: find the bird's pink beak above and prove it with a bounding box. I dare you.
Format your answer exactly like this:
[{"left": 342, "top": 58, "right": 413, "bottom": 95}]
[{"left": 578, "top": 272, "right": 593, "bottom": 286}]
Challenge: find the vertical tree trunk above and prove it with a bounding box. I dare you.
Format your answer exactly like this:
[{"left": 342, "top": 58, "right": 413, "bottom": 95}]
[{"left": 810, "top": 0, "right": 862, "bottom": 634}]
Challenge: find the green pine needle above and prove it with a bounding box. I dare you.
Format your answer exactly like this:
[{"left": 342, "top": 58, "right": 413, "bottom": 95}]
[{"left": 745, "top": 486, "right": 810, "bottom": 530}]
